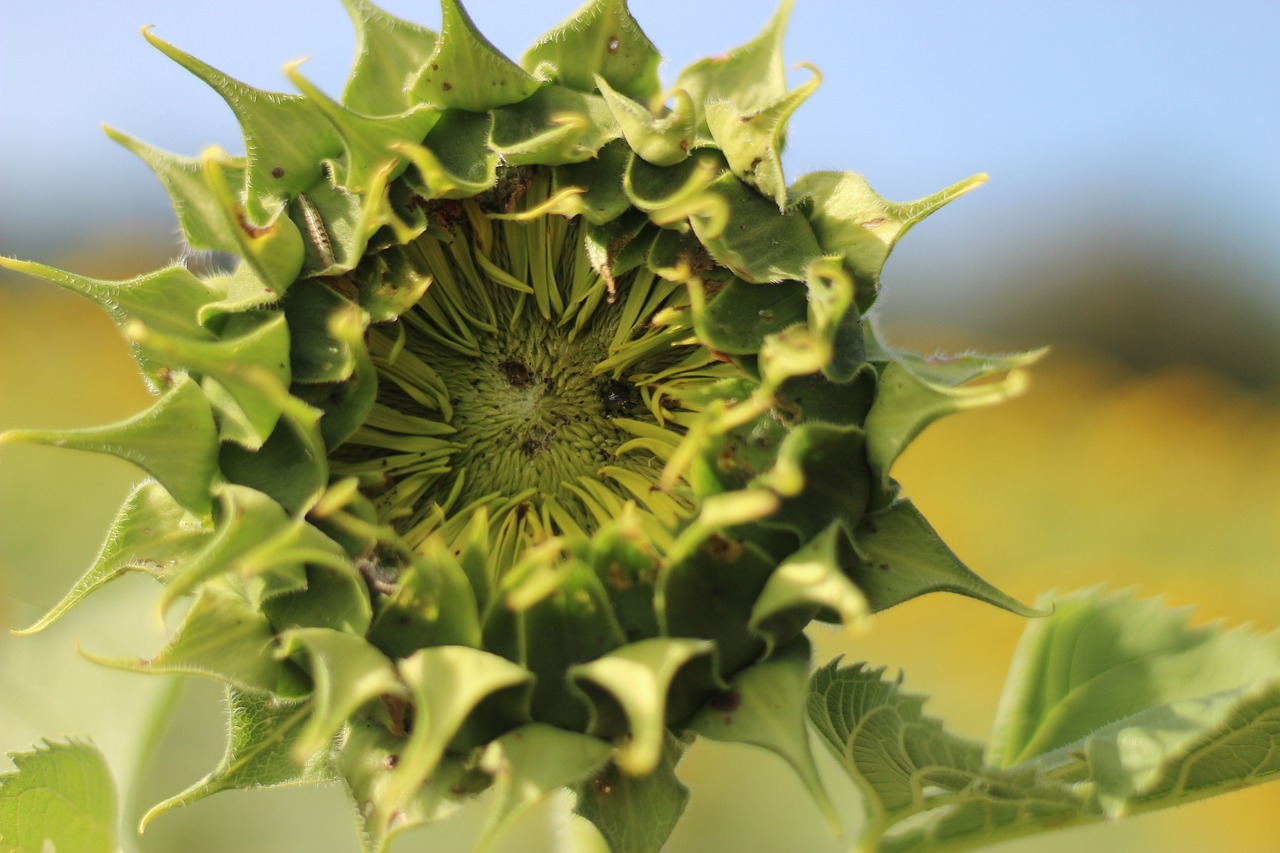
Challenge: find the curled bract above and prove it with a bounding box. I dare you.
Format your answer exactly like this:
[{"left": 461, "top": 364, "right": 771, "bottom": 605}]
[{"left": 2, "top": 1, "right": 1040, "bottom": 849}]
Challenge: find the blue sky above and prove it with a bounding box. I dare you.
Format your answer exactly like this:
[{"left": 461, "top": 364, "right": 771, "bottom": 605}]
[{"left": 3, "top": 0, "right": 1278, "bottom": 318}]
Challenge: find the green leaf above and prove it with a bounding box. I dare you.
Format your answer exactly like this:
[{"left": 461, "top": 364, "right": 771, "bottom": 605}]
[
  {"left": 410, "top": 0, "right": 542, "bottom": 112},
  {"left": 808, "top": 589, "right": 1280, "bottom": 852},
  {"left": 989, "top": 588, "right": 1280, "bottom": 768},
  {"left": 141, "top": 687, "right": 334, "bottom": 829},
  {"left": 489, "top": 85, "right": 620, "bottom": 165},
  {"left": 522, "top": 0, "right": 661, "bottom": 99},
  {"left": 337, "top": 716, "right": 489, "bottom": 853},
  {"left": 340, "top": 0, "right": 439, "bottom": 117},
  {"left": 0, "top": 740, "right": 117, "bottom": 853},
  {"left": 848, "top": 498, "right": 1038, "bottom": 617},
  {"left": 571, "top": 733, "right": 690, "bottom": 853},
  {"left": 13, "top": 482, "right": 210, "bottom": 636},
  {"left": 807, "top": 660, "right": 1082, "bottom": 853},
  {"left": 472, "top": 723, "right": 611, "bottom": 853},
  {"left": 0, "top": 374, "right": 218, "bottom": 517},
  {"left": 792, "top": 171, "right": 988, "bottom": 312},
  {"left": 687, "top": 636, "right": 840, "bottom": 833}
]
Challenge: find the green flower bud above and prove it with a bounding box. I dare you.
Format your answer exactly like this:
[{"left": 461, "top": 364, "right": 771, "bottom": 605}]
[{"left": 2, "top": 1, "right": 1042, "bottom": 849}]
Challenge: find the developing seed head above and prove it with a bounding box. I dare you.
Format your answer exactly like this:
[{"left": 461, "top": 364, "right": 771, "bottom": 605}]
[{"left": 1, "top": 1, "right": 1041, "bottom": 848}]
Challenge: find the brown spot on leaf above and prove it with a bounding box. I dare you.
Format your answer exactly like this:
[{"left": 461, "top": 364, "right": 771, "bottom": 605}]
[
  {"left": 607, "top": 36, "right": 620, "bottom": 53},
  {"left": 710, "top": 690, "right": 742, "bottom": 712}
]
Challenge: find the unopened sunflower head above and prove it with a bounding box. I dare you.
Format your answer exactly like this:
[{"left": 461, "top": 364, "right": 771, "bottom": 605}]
[{"left": 2, "top": 0, "right": 1042, "bottom": 849}]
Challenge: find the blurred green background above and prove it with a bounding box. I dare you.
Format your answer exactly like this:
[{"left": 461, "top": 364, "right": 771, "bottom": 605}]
[{"left": 2, "top": 1, "right": 1278, "bottom": 851}]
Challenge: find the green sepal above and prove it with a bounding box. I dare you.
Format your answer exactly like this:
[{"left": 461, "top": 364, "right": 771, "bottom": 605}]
[
  {"left": 0, "top": 374, "right": 217, "bottom": 517},
  {"left": 189, "top": 150, "right": 306, "bottom": 304},
  {"left": 340, "top": 0, "right": 439, "bottom": 117},
  {"left": 570, "top": 637, "right": 717, "bottom": 776},
  {"left": 705, "top": 63, "right": 820, "bottom": 207},
  {"left": 759, "top": 422, "right": 872, "bottom": 542},
  {"left": 286, "top": 60, "right": 440, "bottom": 195},
  {"left": 104, "top": 126, "right": 248, "bottom": 258},
  {"left": 863, "top": 343, "right": 1041, "bottom": 492},
  {"left": 472, "top": 723, "right": 612, "bottom": 853},
  {"left": 777, "top": 365, "right": 877, "bottom": 427},
  {"left": 397, "top": 110, "right": 499, "bottom": 200},
  {"left": 277, "top": 627, "right": 407, "bottom": 761},
  {"left": 749, "top": 523, "right": 868, "bottom": 649},
  {"left": 659, "top": 533, "right": 775, "bottom": 678},
  {"left": 675, "top": 0, "right": 793, "bottom": 131},
  {"left": 687, "top": 636, "right": 840, "bottom": 834},
  {"left": 81, "top": 584, "right": 308, "bottom": 698},
  {"left": 281, "top": 278, "right": 360, "bottom": 383},
  {"left": 803, "top": 258, "right": 864, "bottom": 382},
  {"left": 142, "top": 27, "right": 342, "bottom": 221},
  {"left": 409, "top": 0, "right": 543, "bottom": 112},
  {"left": 688, "top": 171, "right": 823, "bottom": 282},
  {"left": 12, "top": 482, "right": 211, "bottom": 636},
  {"left": 849, "top": 498, "right": 1039, "bottom": 617},
  {"left": 552, "top": 139, "right": 633, "bottom": 224},
  {"left": 572, "top": 733, "right": 690, "bottom": 853},
  {"left": 589, "top": 510, "right": 662, "bottom": 643},
  {"left": 623, "top": 151, "right": 722, "bottom": 214},
  {"left": 690, "top": 275, "right": 807, "bottom": 355},
  {"left": 159, "top": 484, "right": 350, "bottom": 612},
  {"left": 381, "top": 646, "right": 533, "bottom": 810},
  {"left": 490, "top": 85, "right": 620, "bottom": 165},
  {"left": 583, "top": 208, "right": 650, "bottom": 282},
  {"left": 291, "top": 317, "right": 378, "bottom": 452},
  {"left": 483, "top": 552, "right": 628, "bottom": 731},
  {"left": 338, "top": 716, "right": 490, "bottom": 853},
  {"left": 261, "top": 562, "right": 374, "bottom": 636},
  {"left": 218, "top": 389, "right": 330, "bottom": 515},
  {"left": 0, "top": 258, "right": 222, "bottom": 390},
  {"left": 368, "top": 539, "right": 483, "bottom": 658},
  {"left": 596, "top": 75, "right": 694, "bottom": 167},
  {"left": 129, "top": 310, "right": 291, "bottom": 450},
  {"left": 349, "top": 244, "right": 434, "bottom": 323},
  {"left": 522, "top": 0, "right": 661, "bottom": 100},
  {"left": 792, "top": 171, "right": 988, "bottom": 312},
  {"left": 140, "top": 687, "right": 335, "bottom": 831},
  {"left": 0, "top": 739, "right": 117, "bottom": 853}
]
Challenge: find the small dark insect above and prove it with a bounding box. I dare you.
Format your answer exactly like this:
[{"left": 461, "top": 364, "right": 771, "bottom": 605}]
[{"left": 598, "top": 378, "right": 640, "bottom": 417}]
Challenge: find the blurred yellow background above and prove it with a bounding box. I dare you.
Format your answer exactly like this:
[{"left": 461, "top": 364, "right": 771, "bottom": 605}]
[{"left": 2, "top": 230, "right": 1277, "bottom": 852}]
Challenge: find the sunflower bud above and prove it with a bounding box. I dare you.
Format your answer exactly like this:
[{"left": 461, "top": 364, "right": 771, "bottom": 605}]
[{"left": 3, "top": 1, "right": 1040, "bottom": 849}]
